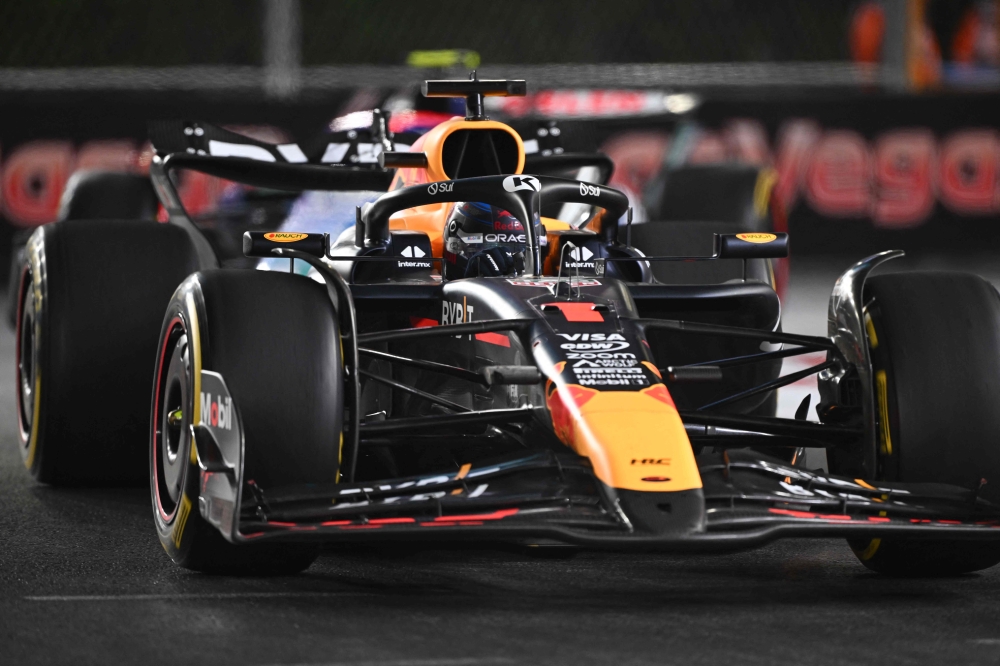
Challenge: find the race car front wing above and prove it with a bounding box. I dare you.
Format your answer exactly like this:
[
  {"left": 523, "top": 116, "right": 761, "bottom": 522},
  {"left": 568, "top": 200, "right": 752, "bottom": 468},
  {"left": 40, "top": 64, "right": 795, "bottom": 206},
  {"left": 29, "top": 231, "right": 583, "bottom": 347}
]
[{"left": 197, "top": 432, "right": 1000, "bottom": 551}]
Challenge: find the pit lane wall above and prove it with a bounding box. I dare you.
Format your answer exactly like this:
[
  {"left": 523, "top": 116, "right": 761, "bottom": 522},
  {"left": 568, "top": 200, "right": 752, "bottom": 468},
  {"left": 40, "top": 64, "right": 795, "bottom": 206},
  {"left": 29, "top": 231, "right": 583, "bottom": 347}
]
[{"left": 0, "top": 91, "right": 998, "bottom": 280}]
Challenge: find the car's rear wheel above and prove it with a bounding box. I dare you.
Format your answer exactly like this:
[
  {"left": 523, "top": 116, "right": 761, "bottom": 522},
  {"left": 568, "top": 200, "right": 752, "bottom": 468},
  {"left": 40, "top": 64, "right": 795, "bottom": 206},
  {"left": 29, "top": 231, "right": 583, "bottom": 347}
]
[
  {"left": 151, "top": 270, "right": 343, "bottom": 574},
  {"left": 7, "top": 172, "right": 159, "bottom": 329},
  {"left": 845, "top": 272, "right": 1000, "bottom": 575},
  {"left": 16, "top": 220, "right": 202, "bottom": 484}
]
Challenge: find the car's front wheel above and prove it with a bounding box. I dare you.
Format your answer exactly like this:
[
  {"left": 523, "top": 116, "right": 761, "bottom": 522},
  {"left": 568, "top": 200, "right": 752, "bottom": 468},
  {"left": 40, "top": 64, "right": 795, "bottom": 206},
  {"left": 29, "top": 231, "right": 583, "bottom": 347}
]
[
  {"left": 151, "top": 269, "right": 344, "bottom": 574},
  {"left": 843, "top": 271, "right": 1000, "bottom": 576}
]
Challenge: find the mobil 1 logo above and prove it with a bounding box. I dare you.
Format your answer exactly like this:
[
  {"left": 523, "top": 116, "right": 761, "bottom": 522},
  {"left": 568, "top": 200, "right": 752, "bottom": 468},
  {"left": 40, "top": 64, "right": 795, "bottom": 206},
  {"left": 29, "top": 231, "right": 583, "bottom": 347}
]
[{"left": 198, "top": 370, "right": 242, "bottom": 465}]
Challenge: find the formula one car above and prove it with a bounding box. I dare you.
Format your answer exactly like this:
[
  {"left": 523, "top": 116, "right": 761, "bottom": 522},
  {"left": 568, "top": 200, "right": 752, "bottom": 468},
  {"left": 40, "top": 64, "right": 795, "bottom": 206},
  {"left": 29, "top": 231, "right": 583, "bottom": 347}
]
[{"left": 16, "top": 77, "right": 1000, "bottom": 577}]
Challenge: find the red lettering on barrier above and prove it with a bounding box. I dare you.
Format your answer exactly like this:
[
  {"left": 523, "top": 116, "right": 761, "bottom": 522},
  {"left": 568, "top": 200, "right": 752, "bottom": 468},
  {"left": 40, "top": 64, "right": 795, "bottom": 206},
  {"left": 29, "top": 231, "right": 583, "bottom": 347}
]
[
  {"left": 604, "top": 122, "right": 1000, "bottom": 226},
  {"left": 4, "top": 123, "right": 1000, "bottom": 231},
  {"left": 75, "top": 140, "right": 140, "bottom": 172},
  {"left": 939, "top": 130, "right": 997, "bottom": 214},
  {"left": 773, "top": 120, "right": 820, "bottom": 213},
  {"left": 0, "top": 141, "right": 74, "bottom": 227},
  {"left": 0, "top": 127, "right": 280, "bottom": 227},
  {"left": 804, "top": 130, "right": 871, "bottom": 217},
  {"left": 872, "top": 129, "right": 935, "bottom": 228},
  {"left": 531, "top": 90, "right": 648, "bottom": 118}
]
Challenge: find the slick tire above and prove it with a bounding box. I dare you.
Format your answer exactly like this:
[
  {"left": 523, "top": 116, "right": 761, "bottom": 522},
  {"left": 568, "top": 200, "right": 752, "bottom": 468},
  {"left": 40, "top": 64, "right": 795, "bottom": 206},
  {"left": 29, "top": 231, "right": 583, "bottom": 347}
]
[
  {"left": 151, "top": 270, "right": 343, "bottom": 575},
  {"left": 8, "top": 172, "right": 159, "bottom": 329},
  {"left": 846, "top": 272, "right": 1000, "bottom": 576},
  {"left": 16, "top": 220, "right": 202, "bottom": 485},
  {"left": 57, "top": 170, "right": 159, "bottom": 222}
]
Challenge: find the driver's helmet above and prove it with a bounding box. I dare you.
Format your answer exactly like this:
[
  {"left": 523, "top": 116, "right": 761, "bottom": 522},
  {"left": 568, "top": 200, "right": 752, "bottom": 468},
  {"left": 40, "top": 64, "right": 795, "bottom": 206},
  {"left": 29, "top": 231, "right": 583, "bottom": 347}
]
[{"left": 443, "top": 201, "right": 526, "bottom": 279}]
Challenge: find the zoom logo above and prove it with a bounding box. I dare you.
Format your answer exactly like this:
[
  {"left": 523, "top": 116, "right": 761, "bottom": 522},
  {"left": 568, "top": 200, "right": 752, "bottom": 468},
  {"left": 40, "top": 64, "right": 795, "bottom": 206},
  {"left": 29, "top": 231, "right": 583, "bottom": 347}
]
[
  {"left": 428, "top": 181, "right": 454, "bottom": 195},
  {"left": 579, "top": 182, "right": 600, "bottom": 197}
]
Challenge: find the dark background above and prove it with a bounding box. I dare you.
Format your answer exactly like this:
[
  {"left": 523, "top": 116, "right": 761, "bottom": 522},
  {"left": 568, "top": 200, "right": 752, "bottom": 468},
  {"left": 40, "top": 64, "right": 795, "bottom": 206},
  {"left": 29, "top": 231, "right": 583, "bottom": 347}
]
[
  {"left": 1, "top": 0, "right": 998, "bottom": 279},
  {"left": 0, "top": 0, "right": 854, "bottom": 66},
  {"left": 4, "top": 3, "right": 1000, "bottom": 665}
]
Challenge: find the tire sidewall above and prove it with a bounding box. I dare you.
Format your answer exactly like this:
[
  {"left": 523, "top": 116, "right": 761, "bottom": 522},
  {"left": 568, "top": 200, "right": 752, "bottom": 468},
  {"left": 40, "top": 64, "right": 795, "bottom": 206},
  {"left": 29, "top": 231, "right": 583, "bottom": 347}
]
[
  {"left": 17, "top": 228, "right": 49, "bottom": 478},
  {"left": 16, "top": 219, "right": 205, "bottom": 485},
  {"left": 150, "top": 270, "right": 338, "bottom": 574},
  {"left": 151, "top": 275, "right": 214, "bottom": 565}
]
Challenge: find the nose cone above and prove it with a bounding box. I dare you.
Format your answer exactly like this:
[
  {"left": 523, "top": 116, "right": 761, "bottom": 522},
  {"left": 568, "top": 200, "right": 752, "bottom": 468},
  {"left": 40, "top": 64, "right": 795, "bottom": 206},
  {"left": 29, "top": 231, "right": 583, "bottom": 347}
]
[
  {"left": 546, "top": 383, "right": 702, "bottom": 493},
  {"left": 546, "top": 381, "right": 706, "bottom": 534}
]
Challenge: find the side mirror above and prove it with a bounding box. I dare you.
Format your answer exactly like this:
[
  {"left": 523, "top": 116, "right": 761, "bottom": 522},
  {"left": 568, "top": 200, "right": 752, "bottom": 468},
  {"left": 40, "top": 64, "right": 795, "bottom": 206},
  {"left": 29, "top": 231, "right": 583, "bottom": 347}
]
[
  {"left": 243, "top": 231, "right": 328, "bottom": 259},
  {"left": 715, "top": 232, "right": 789, "bottom": 259}
]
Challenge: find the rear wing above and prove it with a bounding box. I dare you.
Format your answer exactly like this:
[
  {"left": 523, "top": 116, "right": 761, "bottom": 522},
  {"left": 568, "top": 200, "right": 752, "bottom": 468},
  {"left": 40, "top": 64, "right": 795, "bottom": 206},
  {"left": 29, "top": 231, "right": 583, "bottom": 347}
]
[
  {"left": 148, "top": 112, "right": 415, "bottom": 168},
  {"left": 148, "top": 119, "right": 402, "bottom": 269},
  {"left": 154, "top": 154, "right": 394, "bottom": 193}
]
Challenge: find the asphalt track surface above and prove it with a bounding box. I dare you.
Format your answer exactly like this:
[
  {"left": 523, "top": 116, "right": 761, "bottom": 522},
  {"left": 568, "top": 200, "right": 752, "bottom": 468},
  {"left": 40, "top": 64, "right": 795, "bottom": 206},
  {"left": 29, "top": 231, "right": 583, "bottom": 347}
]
[{"left": 4, "top": 257, "right": 1000, "bottom": 666}]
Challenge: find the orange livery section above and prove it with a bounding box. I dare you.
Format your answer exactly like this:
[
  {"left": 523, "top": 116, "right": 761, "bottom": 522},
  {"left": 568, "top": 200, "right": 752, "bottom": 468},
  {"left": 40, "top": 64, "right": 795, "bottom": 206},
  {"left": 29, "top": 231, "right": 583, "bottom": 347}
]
[
  {"left": 386, "top": 116, "right": 529, "bottom": 260},
  {"left": 545, "top": 376, "right": 702, "bottom": 493}
]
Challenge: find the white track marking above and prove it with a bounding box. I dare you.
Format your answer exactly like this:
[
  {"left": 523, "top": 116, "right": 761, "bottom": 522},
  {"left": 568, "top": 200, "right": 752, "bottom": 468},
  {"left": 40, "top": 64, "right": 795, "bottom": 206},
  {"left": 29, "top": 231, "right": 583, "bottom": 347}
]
[
  {"left": 263, "top": 659, "right": 513, "bottom": 666},
  {"left": 25, "top": 591, "right": 375, "bottom": 602}
]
